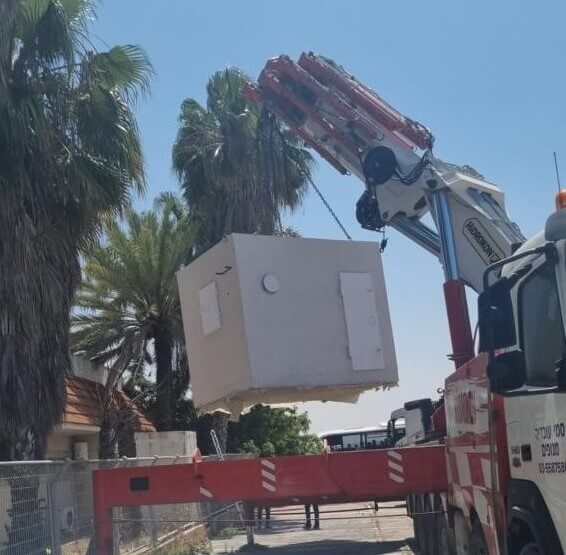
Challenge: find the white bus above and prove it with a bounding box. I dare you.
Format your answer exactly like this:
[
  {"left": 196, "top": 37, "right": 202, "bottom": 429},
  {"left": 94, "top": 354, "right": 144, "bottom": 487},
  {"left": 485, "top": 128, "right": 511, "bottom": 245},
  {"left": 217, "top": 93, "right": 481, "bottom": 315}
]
[{"left": 318, "top": 424, "right": 404, "bottom": 452}]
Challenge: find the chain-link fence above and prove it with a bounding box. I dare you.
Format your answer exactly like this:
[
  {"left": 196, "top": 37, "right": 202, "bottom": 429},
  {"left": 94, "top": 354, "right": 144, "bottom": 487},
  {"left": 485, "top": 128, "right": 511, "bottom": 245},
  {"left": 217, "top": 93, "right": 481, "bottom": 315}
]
[{"left": 0, "top": 457, "right": 241, "bottom": 555}]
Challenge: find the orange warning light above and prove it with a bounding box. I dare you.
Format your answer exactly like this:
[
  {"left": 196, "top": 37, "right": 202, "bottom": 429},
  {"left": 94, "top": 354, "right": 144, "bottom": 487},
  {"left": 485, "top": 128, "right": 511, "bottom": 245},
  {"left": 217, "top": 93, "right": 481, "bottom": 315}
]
[{"left": 556, "top": 190, "right": 566, "bottom": 210}]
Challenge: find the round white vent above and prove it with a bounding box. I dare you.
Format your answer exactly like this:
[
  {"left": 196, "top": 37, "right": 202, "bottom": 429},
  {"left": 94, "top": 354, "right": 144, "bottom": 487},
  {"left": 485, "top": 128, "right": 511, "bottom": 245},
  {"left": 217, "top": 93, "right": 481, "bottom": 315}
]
[{"left": 262, "top": 274, "right": 280, "bottom": 294}]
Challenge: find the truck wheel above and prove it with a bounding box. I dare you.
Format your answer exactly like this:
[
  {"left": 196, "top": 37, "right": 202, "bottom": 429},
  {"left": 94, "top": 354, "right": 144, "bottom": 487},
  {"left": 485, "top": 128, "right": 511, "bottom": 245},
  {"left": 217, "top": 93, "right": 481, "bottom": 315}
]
[
  {"left": 470, "top": 520, "right": 488, "bottom": 555},
  {"left": 519, "top": 544, "right": 542, "bottom": 555}
]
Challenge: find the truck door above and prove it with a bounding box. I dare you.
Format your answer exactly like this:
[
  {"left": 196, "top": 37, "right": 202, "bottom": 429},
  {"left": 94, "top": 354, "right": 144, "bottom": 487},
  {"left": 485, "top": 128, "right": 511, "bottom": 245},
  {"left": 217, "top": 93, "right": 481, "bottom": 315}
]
[{"left": 504, "top": 252, "right": 566, "bottom": 553}]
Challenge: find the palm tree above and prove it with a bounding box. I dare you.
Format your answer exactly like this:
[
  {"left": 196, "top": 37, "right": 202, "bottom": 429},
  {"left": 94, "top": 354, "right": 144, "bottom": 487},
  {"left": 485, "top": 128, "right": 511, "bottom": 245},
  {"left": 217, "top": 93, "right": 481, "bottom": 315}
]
[
  {"left": 72, "top": 196, "right": 192, "bottom": 438},
  {"left": 172, "top": 67, "right": 315, "bottom": 248},
  {"left": 0, "top": 0, "right": 151, "bottom": 463},
  {"left": 172, "top": 68, "right": 315, "bottom": 451},
  {"left": 0, "top": 0, "right": 151, "bottom": 460}
]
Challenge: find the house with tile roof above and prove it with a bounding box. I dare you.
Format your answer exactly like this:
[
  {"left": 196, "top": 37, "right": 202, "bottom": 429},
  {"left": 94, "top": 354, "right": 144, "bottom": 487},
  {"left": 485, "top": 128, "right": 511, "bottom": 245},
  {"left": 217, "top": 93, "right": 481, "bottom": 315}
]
[{"left": 46, "top": 356, "right": 155, "bottom": 460}]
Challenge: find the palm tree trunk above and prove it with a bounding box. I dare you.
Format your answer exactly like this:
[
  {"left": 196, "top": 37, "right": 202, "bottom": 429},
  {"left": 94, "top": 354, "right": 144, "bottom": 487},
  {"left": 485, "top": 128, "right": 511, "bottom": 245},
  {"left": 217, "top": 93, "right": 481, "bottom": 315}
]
[
  {"left": 97, "top": 368, "right": 124, "bottom": 459},
  {"left": 0, "top": 428, "right": 48, "bottom": 555},
  {"left": 154, "top": 328, "right": 173, "bottom": 431},
  {"left": 117, "top": 410, "right": 137, "bottom": 458},
  {"left": 0, "top": 221, "right": 76, "bottom": 554},
  {"left": 117, "top": 406, "right": 143, "bottom": 542},
  {"left": 98, "top": 418, "right": 118, "bottom": 459}
]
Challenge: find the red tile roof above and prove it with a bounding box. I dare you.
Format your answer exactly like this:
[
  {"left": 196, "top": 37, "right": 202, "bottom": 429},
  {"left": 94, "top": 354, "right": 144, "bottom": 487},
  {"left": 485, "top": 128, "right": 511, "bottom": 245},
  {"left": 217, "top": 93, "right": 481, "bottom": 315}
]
[{"left": 64, "top": 376, "right": 156, "bottom": 432}]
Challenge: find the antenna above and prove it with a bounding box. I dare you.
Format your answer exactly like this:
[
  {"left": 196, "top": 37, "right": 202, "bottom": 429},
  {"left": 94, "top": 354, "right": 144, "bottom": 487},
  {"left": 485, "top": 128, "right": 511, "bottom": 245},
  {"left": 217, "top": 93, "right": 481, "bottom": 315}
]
[{"left": 554, "top": 151, "right": 562, "bottom": 192}]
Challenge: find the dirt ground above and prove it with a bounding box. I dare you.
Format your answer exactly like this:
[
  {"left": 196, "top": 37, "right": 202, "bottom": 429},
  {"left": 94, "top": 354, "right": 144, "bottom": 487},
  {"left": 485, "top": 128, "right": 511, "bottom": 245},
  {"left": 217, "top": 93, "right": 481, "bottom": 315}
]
[{"left": 211, "top": 501, "right": 416, "bottom": 554}]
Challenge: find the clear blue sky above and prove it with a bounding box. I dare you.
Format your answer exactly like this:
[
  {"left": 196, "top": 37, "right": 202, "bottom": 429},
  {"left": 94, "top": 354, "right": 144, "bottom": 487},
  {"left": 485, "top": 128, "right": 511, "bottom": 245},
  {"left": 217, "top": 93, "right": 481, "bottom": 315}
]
[{"left": 94, "top": 0, "right": 566, "bottom": 432}]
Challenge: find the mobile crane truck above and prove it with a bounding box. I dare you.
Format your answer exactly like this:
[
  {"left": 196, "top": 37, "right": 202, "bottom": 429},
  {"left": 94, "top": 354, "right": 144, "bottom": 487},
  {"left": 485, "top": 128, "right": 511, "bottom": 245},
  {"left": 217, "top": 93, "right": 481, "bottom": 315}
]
[
  {"left": 93, "top": 53, "right": 566, "bottom": 555},
  {"left": 246, "top": 52, "right": 566, "bottom": 555}
]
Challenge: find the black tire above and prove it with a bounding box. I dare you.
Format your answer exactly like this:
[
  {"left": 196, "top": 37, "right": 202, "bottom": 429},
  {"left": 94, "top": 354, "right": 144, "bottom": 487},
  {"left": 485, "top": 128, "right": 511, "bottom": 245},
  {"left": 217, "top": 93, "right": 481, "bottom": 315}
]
[
  {"left": 470, "top": 520, "right": 489, "bottom": 555},
  {"left": 519, "top": 544, "right": 543, "bottom": 555}
]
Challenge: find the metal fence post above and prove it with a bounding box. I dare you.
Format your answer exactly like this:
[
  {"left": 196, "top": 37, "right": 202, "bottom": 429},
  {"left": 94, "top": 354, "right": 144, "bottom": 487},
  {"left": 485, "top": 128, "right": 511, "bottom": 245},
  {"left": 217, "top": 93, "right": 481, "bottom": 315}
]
[
  {"left": 46, "top": 480, "right": 61, "bottom": 555},
  {"left": 46, "top": 460, "right": 72, "bottom": 555},
  {"left": 148, "top": 505, "right": 158, "bottom": 548},
  {"left": 113, "top": 514, "right": 121, "bottom": 555}
]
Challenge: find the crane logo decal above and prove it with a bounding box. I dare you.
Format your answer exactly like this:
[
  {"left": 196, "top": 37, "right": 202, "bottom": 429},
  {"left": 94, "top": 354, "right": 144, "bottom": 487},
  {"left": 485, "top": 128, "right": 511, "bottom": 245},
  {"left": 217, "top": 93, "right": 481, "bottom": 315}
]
[
  {"left": 261, "top": 459, "right": 277, "bottom": 492},
  {"left": 387, "top": 450, "right": 404, "bottom": 483},
  {"left": 463, "top": 218, "right": 504, "bottom": 265}
]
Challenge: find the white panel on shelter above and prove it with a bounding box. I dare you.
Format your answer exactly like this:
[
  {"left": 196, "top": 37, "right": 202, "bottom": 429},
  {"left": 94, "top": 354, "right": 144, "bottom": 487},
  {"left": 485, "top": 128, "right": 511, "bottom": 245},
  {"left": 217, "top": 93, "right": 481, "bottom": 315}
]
[
  {"left": 198, "top": 281, "right": 221, "bottom": 336},
  {"left": 340, "top": 272, "right": 383, "bottom": 371}
]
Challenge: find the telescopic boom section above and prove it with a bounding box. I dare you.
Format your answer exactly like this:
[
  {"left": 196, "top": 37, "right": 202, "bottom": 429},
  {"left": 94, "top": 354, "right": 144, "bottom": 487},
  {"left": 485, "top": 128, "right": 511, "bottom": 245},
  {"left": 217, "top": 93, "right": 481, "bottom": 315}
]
[
  {"left": 246, "top": 53, "right": 434, "bottom": 177},
  {"left": 246, "top": 52, "right": 525, "bottom": 294}
]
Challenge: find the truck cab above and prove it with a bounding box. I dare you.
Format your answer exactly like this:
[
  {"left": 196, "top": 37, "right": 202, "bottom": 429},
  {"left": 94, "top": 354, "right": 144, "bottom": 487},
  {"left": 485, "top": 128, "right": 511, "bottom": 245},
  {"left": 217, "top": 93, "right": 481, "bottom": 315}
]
[
  {"left": 440, "top": 207, "right": 566, "bottom": 555},
  {"left": 388, "top": 399, "right": 435, "bottom": 447},
  {"left": 482, "top": 219, "right": 566, "bottom": 554}
]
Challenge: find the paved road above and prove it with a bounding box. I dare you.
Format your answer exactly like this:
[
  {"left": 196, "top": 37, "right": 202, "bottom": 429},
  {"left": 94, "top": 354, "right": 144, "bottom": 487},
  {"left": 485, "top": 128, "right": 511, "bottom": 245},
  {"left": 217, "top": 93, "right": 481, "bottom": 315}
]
[{"left": 212, "top": 502, "right": 416, "bottom": 554}]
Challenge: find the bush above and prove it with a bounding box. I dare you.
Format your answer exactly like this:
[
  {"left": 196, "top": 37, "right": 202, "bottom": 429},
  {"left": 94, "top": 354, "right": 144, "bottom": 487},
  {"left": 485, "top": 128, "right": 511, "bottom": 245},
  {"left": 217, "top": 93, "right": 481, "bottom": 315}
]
[{"left": 229, "top": 405, "right": 322, "bottom": 456}]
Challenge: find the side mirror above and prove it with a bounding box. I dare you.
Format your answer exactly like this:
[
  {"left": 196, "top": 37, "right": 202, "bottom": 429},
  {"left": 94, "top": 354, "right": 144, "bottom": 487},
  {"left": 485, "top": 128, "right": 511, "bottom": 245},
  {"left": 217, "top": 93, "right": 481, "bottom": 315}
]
[
  {"left": 488, "top": 350, "right": 526, "bottom": 393},
  {"left": 478, "top": 277, "right": 516, "bottom": 352}
]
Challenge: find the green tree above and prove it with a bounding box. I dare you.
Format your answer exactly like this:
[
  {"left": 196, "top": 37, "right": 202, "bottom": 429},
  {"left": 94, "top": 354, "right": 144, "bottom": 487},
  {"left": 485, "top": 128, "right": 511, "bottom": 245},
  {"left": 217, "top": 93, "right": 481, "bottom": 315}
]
[
  {"left": 172, "top": 67, "right": 314, "bottom": 247},
  {"left": 72, "top": 196, "right": 192, "bottom": 447},
  {"left": 0, "top": 0, "right": 151, "bottom": 463},
  {"left": 172, "top": 68, "right": 315, "bottom": 451},
  {"left": 228, "top": 405, "right": 322, "bottom": 457}
]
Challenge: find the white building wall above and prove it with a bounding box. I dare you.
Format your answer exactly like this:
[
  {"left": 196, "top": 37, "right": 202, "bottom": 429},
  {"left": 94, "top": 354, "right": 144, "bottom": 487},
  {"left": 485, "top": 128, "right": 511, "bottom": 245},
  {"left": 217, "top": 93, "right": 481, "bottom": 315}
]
[{"left": 135, "top": 431, "right": 198, "bottom": 457}]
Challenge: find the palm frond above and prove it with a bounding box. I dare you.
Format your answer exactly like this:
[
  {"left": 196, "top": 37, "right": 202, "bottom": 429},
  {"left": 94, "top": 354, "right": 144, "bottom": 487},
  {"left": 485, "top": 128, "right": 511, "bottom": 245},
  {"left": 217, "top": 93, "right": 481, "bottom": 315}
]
[
  {"left": 15, "top": 0, "right": 51, "bottom": 44},
  {"left": 173, "top": 67, "right": 314, "bottom": 246},
  {"left": 15, "top": 0, "right": 76, "bottom": 72},
  {"left": 59, "top": 0, "right": 90, "bottom": 25},
  {"left": 80, "top": 44, "right": 153, "bottom": 101}
]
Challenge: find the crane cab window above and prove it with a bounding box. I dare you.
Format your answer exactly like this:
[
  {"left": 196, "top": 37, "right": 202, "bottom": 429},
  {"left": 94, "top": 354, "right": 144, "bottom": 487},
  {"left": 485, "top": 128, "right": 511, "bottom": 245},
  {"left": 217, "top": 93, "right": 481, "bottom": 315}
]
[{"left": 520, "top": 263, "right": 565, "bottom": 387}]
